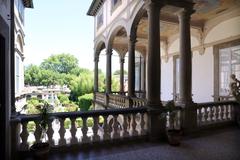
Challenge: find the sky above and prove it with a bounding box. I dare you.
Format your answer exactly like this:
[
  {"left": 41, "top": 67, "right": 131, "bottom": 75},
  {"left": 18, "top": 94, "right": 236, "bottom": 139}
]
[{"left": 24, "top": 0, "right": 95, "bottom": 70}]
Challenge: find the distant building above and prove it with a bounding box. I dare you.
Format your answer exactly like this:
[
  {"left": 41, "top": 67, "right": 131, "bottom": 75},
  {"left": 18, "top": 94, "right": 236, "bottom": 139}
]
[
  {"left": 14, "top": 0, "right": 33, "bottom": 109},
  {"left": 24, "top": 85, "right": 71, "bottom": 106}
]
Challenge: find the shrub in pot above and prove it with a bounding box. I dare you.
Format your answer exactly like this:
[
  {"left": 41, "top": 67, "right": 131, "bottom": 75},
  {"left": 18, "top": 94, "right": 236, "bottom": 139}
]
[
  {"left": 162, "top": 100, "right": 182, "bottom": 146},
  {"left": 30, "top": 101, "right": 50, "bottom": 158}
]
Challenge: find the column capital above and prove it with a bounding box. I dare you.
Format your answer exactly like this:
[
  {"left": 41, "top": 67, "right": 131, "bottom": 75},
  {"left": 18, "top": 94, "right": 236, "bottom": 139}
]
[
  {"left": 106, "top": 47, "right": 113, "bottom": 56},
  {"left": 129, "top": 34, "right": 137, "bottom": 44},
  {"left": 120, "top": 57, "right": 125, "bottom": 64},
  {"left": 144, "top": 0, "right": 163, "bottom": 6},
  {"left": 176, "top": 8, "right": 195, "bottom": 21},
  {"left": 94, "top": 56, "right": 99, "bottom": 62}
]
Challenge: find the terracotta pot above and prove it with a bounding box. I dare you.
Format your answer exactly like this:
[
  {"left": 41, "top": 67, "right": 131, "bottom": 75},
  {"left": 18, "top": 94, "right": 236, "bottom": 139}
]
[
  {"left": 30, "top": 142, "right": 50, "bottom": 159},
  {"left": 167, "top": 129, "right": 182, "bottom": 146}
]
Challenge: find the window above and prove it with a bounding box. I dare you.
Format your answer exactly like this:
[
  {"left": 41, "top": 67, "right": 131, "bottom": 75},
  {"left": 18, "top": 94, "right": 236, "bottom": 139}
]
[
  {"left": 15, "top": 0, "right": 25, "bottom": 23},
  {"left": 15, "top": 54, "right": 20, "bottom": 93},
  {"left": 214, "top": 39, "right": 240, "bottom": 100},
  {"left": 97, "top": 8, "right": 103, "bottom": 29},
  {"left": 219, "top": 43, "right": 240, "bottom": 95},
  {"left": 111, "top": 0, "right": 121, "bottom": 13},
  {"left": 173, "top": 56, "right": 180, "bottom": 101}
]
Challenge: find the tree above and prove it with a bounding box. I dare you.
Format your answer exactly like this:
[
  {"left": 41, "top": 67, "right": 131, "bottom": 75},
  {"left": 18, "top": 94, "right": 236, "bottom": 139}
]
[
  {"left": 69, "top": 71, "right": 94, "bottom": 101},
  {"left": 25, "top": 64, "right": 42, "bottom": 86},
  {"left": 113, "top": 70, "right": 127, "bottom": 75},
  {"left": 78, "top": 93, "right": 93, "bottom": 111},
  {"left": 40, "top": 53, "right": 79, "bottom": 74}
]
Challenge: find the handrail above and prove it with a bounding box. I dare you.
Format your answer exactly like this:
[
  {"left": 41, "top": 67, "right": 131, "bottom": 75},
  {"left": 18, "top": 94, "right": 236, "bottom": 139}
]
[{"left": 15, "top": 107, "right": 148, "bottom": 122}]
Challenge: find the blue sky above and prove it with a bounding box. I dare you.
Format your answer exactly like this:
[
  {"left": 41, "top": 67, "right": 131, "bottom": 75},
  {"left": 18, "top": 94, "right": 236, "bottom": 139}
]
[{"left": 24, "top": 0, "right": 95, "bottom": 70}]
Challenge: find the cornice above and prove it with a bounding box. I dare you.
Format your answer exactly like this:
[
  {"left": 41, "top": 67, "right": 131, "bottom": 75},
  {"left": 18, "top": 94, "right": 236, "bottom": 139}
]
[{"left": 87, "top": 0, "right": 105, "bottom": 16}]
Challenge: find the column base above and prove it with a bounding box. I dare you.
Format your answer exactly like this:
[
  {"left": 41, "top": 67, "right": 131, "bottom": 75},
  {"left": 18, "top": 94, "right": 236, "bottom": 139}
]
[
  {"left": 176, "top": 102, "right": 198, "bottom": 134},
  {"left": 147, "top": 107, "right": 167, "bottom": 142}
]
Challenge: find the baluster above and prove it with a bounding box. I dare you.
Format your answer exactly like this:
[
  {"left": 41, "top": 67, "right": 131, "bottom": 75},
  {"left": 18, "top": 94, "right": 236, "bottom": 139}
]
[
  {"left": 203, "top": 107, "right": 208, "bottom": 123},
  {"left": 58, "top": 118, "right": 66, "bottom": 146},
  {"left": 92, "top": 116, "right": 100, "bottom": 142},
  {"left": 131, "top": 114, "right": 138, "bottom": 136},
  {"left": 211, "top": 106, "right": 215, "bottom": 121},
  {"left": 81, "top": 117, "right": 90, "bottom": 143},
  {"left": 215, "top": 106, "right": 220, "bottom": 121},
  {"left": 103, "top": 115, "right": 111, "bottom": 140},
  {"left": 220, "top": 105, "right": 224, "bottom": 121},
  {"left": 122, "top": 114, "right": 129, "bottom": 138},
  {"left": 223, "top": 105, "right": 227, "bottom": 120},
  {"left": 175, "top": 110, "right": 181, "bottom": 129},
  {"left": 226, "top": 105, "right": 230, "bottom": 120},
  {"left": 230, "top": 105, "right": 234, "bottom": 120},
  {"left": 140, "top": 113, "right": 146, "bottom": 135},
  {"left": 20, "top": 121, "right": 29, "bottom": 150},
  {"left": 209, "top": 107, "right": 214, "bottom": 123},
  {"left": 70, "top": 118, "right": 78, "bottom": 144},
  {"left": 197, "top": 108, "right": 202, "bottom": 125},
  {"left": 169, "top": 111, "right": 174, "bottom": 129},
  {"left": 47, "top": 118, "right": 54, "bottom": 146},
  {"left": 112, "top": 115, "right": 120, "bottom": 139},
  {"left": 34, "top": 120, "right": 41, "bottom": 144}
]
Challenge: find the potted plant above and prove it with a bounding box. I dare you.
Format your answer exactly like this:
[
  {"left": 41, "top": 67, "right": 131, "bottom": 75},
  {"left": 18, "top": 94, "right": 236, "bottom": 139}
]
[
  {"left": 30, "top": 101, "right": 51, "bottom": 158},
  {"left": 162, "top": 100, "right": 183, "bottom": 146}
]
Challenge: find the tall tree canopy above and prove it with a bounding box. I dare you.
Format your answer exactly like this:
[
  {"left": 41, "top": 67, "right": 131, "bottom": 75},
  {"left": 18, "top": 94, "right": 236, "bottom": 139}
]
[{"left": 40, "top": 53, "right": 79, "bottom": 74}]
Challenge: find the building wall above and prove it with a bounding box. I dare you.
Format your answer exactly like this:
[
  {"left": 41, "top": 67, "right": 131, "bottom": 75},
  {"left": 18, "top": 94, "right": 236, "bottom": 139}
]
[
  {"left": 14, "top": 0, "right": 25, "bottom": 94},
  {"left": 0, "top": 0, "right": 11, "bottom": 159},
  {"left": 161, "top": 16, "right": 240, "bottom": 103}
]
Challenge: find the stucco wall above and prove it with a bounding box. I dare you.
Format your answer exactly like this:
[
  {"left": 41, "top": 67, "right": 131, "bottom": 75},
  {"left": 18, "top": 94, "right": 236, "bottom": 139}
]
[
  {"left": 161, "top": 57, "right": 173, "bottom": 101},
  {"left": 0, "top": 0, "right": 10, "bottom": 26},
  {"left": 162, "top": 16, "right": 240, "bottom": 103}
]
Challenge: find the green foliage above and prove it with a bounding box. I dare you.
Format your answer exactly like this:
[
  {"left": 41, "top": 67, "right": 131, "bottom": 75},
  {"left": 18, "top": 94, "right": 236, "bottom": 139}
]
[
  {"left": 57, "top": 93, "right": 70, "bottom": 104},
  {"left": 111, "top": 75, "right": 120, "bottom": 92},
  {"left": 69, "top": 71, "right": 94, "bottom": 101},
  {"left": 98, "top": 70, "right": 106, "bottom": 92},
  {"left": 78, "top": 93, "right": 93, "bottom": 111},
  {"left": 64, "top": 102, "right": 79, "bottom": 112},
  {"left": 113, "top": 70, "right": 127, "bottom": 75},
  {"left": 64, "top": 118, "right": 71, "bottom": 129},
  {"left": 26, "top": 98, "right": 53, "bottom": 115},
  {"left": 40, "top": 53, "right": 79, "bottom": 74},
  {"left": 25, "top": 65, "right": 42, "bottom": 86},
  {"left": 27, "top": 121, "right": 36, "bottom": 133}
]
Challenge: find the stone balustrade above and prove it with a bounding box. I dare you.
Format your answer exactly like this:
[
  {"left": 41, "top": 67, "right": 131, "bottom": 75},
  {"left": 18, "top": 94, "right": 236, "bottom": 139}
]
[
  {"left": 108, "top": 94, "right": 127, "bottom": 109},
  {"left": 132, "top": 97, "right": 146, "bottom": 108},
  {"left": 196, "top": 101, "right": 237, "bottom": 127},
  {"left": 12, "top": 108, "right": 148, "bottom": 151},
  {"left": 95, "top": 92, "right": 106, "bottom": 104}
]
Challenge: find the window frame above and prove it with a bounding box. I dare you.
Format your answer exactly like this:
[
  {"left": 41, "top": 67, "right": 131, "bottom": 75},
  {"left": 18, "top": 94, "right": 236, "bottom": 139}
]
[
  {"left": 111, "top": 0, "right": 122, "bottom": 14},
  {"left": 96, "top": 7, "right": 103, "bottom": 29},
  {"left": 213, "top": 39, "right": 240, "bottom": 101},
  {"left": 173, "top": 55, "right": 180, "bottom": 101}
]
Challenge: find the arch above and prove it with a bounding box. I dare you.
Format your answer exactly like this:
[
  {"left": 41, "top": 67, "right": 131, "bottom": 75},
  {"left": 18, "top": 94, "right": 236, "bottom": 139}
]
[
  {"left": 106, "top": 18, "right": 128, "bottom": 48},
  {"left": 129, "top": 1, "right": 146, "bottom": 37},
  {"left": 204, "top": 16, "right": 240, "bottom": 44},
  {"left": 95, "top": 36, "right": 106, "bottom": 58},
  {"left": 16, "top": 33, "right": 24, "bottom": 53}
]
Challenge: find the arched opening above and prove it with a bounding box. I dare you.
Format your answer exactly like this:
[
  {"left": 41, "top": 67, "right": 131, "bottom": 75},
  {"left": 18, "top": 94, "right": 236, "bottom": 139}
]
[
  {"left": 96, "top": 42, "right": 106, "bottom": 92},
  {"left": 109, "top": 26, "right": 128, "bottom": 94}
]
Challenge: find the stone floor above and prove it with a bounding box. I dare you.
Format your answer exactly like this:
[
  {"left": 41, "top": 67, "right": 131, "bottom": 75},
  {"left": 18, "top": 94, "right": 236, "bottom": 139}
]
[{"left": 25, "top": 126, "right": 240, "bottom": 160}]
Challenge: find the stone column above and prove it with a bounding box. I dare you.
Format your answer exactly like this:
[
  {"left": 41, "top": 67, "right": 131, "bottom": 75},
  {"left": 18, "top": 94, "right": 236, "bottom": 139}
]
[
  {"left": 145, "top": 0, "right": 165, "bottom": 141},
  {"left": 177, "top": 8, "right": 197, "bottom": 131},
  {"left": 106, "top": 47, "right": 112, "bottom": 94},
  {"left": 94, "top": 53, "right": 99, "bottom": 92},
  {"left": 146, "top": 0, "right": 162, "bottom": 107},
  {"left": 178, "top": 8, "right": 193, "bottom": 105},
  {"left": 128, "top": 34, "right": 136, "bottom": 97},
  {"left": 120, "top": 57, "right": 125, "bottom": 94}
]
